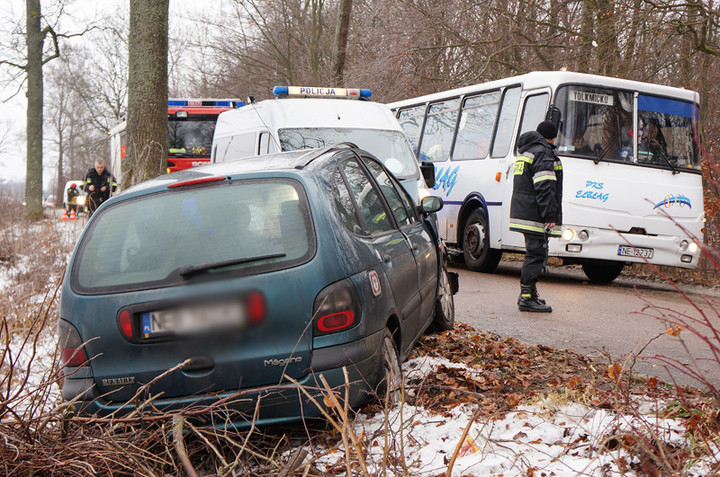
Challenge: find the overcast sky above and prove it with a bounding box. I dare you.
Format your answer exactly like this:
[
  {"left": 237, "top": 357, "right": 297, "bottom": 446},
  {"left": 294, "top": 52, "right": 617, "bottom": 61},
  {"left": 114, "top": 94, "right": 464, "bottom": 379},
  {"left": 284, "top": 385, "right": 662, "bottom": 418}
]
[{"left": 0, "top": 0, "right": 215, "bottom": 189}]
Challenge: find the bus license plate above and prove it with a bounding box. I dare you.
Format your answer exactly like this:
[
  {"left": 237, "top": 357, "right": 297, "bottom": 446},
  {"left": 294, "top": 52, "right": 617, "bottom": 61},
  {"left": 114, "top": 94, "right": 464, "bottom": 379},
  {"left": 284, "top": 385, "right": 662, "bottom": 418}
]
[
  {"left": 141, "top": 302, "right": 245, "bottom": 339},
  {"left": 617, "top": 245, "right": 654, "bottom": 259}
]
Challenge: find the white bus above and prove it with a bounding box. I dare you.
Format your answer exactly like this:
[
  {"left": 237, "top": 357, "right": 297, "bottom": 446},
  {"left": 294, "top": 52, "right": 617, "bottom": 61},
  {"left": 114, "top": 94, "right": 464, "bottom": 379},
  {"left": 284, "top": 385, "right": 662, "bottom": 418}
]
[{"left": 388, "top": 71, "right": 704, "bottom": 283}]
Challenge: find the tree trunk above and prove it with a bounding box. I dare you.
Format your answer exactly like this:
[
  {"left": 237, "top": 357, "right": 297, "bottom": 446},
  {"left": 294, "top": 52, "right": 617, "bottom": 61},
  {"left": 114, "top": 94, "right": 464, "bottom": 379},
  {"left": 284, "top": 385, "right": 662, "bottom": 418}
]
[
  {"left": 25, "top": 0, "right": 44, "bottom": 219},
  {"left": 123, "top": 0, "right": 168, "bottom": 188},
  {"left": 331, "top": 0, "right": 352, "bottom": 85}
]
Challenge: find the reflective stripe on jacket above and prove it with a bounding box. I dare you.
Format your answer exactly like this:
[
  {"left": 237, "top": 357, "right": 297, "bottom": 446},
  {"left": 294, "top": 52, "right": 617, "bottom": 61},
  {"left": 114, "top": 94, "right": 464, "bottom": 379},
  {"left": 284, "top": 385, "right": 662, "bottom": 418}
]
[{"left": 509, "top": 131, "right": 563, "bottom": 237}]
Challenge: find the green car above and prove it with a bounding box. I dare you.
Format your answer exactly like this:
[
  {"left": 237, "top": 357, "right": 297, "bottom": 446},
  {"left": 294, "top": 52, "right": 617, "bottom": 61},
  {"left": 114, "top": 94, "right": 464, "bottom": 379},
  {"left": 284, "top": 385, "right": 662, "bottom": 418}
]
[{"left": 58, "top": 144, "right": 457, "bottom": 428}]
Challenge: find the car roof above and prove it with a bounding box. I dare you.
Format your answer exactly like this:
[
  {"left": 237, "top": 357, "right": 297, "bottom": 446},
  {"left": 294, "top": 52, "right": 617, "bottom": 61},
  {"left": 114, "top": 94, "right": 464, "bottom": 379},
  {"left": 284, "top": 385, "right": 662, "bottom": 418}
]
[{"left": 117, "top": 146, "right": 360, "bottom": 199}]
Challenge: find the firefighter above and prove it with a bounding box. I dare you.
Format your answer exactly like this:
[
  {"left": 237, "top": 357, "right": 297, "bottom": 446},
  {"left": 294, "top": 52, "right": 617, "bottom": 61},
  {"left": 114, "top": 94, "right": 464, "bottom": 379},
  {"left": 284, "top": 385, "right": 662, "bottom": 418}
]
[
  {"left": 66, "top": 183, "right": 79, "bottom": 215},
  {"left": 509, "top": 121, "right": 563, "bottom": 313},
  {"left": 84, "top": 159, "right": 117, "bottom": 217}
]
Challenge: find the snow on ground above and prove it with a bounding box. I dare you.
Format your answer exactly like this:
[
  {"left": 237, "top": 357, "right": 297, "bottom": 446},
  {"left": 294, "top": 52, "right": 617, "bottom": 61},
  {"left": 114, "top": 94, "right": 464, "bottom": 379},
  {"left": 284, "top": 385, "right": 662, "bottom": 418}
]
[
  {"left": 4, "top": 217, "right": 719, "bottom": 474},
  {"left": 3, "top": 216, "right": 84, "bottom": 416},
  {"left": 308, "top": 356, "right": 717, "bottom": 476}
]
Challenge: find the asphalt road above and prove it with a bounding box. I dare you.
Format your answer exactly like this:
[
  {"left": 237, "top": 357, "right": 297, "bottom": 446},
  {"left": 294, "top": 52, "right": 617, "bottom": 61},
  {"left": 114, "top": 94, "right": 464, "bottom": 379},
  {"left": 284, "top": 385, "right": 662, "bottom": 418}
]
[{"left": 451, "top": 257, "right": 720, "bottom": 390}]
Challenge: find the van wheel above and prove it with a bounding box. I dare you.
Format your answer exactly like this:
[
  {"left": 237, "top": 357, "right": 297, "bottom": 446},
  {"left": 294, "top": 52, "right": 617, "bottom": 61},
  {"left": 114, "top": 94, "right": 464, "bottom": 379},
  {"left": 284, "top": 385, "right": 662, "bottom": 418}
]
[
  {"left": 582, "top": 260, "right": 624, "bottom": 284},
  {"left": 379, "top": 329, "right": 402, "bottom": 405},
  {"left": 462, "top": 209, "right": 502, "bottom": 272},
  {"left": 430, "top": 264, "right": 455, "bottom": 332}
]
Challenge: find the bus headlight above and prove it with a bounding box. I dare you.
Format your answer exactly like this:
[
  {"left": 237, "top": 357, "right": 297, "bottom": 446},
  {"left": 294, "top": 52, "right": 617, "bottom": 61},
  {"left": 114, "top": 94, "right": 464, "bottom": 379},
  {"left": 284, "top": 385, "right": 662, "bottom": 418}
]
[
  {"left": 562, "top": 228, "right": 575, "bottom": 242},
  {"left": 577, "top": 230, "right": 589, "bottom": 242},
  {"left": 679, "top": 240, "right": 689, "bottom": 251},
  {"left": 417, "top": 184, "right": 431, "bottom": 201},
  {"left": 688, "top": 241, "right": 699, "bottom": 254}
]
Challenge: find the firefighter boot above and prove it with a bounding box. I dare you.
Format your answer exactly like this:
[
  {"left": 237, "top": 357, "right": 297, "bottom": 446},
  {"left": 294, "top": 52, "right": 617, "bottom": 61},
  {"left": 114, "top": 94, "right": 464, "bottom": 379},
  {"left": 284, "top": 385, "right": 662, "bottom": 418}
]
[
  {"left": 518, "top": 285, "right": 552, "bottom": 313},
  {"left": 517, "top": 286, "right": 546, "bottom": 305}
]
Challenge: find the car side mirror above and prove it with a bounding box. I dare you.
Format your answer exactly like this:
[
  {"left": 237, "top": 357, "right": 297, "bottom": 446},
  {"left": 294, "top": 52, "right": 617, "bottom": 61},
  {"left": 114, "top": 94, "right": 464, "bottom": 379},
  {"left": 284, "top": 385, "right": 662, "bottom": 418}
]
[
  {"left": 418, "top": 195, "right": 443, "bottom": 215},
  {"left": 420, "top": 161, "right": 435, "bottom": 189}
]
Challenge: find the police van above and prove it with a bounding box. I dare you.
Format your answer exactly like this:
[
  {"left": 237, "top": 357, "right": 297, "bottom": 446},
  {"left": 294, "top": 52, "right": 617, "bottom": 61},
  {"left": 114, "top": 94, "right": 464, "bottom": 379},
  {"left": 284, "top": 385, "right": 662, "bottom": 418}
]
[{"left": 211, "top": 86, "right": 434, "bottom": 201}]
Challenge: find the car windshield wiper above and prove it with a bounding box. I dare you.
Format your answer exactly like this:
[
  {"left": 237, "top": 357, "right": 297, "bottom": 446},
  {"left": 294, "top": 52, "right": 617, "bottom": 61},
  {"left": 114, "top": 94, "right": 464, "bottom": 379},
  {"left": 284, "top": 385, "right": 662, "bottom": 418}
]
[{"left": 177, "top": 253, "right": 287, "bottom": 278}]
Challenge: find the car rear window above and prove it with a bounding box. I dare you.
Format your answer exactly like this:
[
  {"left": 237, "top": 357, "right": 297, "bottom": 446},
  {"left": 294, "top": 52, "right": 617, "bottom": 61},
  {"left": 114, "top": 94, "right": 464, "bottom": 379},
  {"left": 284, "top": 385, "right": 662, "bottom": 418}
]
[{"left": 72, "top": 179, "right": 315, "bottom": 293}]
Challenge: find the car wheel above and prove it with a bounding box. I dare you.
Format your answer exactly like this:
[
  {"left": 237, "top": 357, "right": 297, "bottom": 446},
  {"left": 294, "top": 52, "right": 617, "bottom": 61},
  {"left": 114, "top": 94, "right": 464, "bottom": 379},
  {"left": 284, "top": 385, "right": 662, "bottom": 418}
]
[
  {"left": 378, "top": 328, "right": 402, "bottom": 404},
  {"left": 462, "top": 209, "right": 502, "bottom": 272},
  {"left": 582, "top": 260, "right": 624, "bottom": 284},
  {"left": 430, "top": 263, "right": 455, "bottom": 332}
]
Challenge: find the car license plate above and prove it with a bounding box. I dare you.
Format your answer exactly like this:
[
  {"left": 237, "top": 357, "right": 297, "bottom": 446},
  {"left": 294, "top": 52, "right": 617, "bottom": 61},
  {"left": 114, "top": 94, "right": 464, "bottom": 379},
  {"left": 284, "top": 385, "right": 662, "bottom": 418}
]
[
  {"left": 617, "top": 245, "right": 654, "bottom": 259},
  {"left": 141, "top": 301, "right": 246, "bottom": 339}
]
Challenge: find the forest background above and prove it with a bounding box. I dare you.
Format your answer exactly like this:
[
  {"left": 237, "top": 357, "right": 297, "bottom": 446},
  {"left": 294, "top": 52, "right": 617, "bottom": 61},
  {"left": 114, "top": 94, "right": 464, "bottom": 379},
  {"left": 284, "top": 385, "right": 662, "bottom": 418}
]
[{"left": 0, "top": 0, "right": 718, "bottom": 258}]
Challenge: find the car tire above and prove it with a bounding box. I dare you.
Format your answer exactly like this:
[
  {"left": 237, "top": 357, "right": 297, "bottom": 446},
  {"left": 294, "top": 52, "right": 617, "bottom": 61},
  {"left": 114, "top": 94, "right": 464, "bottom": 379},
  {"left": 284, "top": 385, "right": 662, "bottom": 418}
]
[
  {"left": 430, "top": 263, "right": 455, "bottom": 332},
  {"left": 582, "top": 260, "right": 624, "bottom": 284},
  {"left": 462, "top": 209, "right": 502, "bottom": 272},
  {"left": 378, "top": 328, "right": 402, "bottom": 404}
]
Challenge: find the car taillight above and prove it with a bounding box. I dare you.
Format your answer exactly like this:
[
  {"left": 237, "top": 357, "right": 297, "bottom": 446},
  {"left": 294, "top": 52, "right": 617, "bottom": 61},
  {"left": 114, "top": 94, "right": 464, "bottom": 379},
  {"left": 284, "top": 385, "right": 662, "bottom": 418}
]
[
  {"left": 313, "top": 279, "right": 361, "bottom": 336},
  {"left": 58, "top": 319, "right": 89, "bottom": 367},
  {"left": 118, "top": 309, "right": 133, "bottom": 338},
  {"left": 246, "top": 290, "right": 266, "bottom": 324}
]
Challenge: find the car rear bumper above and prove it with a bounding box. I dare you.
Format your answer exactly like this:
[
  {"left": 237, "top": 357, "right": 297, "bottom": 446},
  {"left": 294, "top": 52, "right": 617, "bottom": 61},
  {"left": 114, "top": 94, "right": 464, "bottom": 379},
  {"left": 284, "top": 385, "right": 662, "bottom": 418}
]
[{"left": 64, "top": 329, "right": 385, "bottom": 428}]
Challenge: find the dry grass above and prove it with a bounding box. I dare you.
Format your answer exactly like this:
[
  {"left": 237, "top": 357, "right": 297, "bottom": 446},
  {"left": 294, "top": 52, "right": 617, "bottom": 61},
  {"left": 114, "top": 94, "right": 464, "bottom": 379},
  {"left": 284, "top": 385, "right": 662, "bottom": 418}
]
[{"left": 1, "top": 208, "right": 720, "bottom": 475}]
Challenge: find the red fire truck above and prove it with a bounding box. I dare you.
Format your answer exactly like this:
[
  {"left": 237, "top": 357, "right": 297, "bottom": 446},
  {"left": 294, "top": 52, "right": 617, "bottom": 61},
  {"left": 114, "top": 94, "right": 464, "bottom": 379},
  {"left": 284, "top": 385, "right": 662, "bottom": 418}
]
[{"left": 109, "top": 99, "right": 244, "bottom": 184}]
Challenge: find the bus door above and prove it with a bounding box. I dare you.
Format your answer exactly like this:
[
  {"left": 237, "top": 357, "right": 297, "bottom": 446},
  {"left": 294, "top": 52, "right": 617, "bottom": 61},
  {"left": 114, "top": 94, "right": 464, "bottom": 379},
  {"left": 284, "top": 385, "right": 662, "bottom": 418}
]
[{"left": 500, "top": 89, "right": 550, "bottom": 250}]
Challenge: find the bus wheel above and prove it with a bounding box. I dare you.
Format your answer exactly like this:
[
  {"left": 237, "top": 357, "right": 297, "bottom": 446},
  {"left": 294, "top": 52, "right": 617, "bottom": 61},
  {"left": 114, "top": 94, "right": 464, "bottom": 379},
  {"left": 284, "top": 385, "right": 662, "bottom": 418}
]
[
  {"left": 462, "top": 209, "right": 502, "bottom": 272},
  {"left": 582, "top": 260, "right": 624, "bottom": 284}
]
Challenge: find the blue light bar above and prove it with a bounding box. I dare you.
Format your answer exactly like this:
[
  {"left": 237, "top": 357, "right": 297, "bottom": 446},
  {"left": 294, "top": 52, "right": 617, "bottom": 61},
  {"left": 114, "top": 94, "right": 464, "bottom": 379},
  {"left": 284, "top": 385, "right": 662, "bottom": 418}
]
[{"left": 273, "top": 86, "right": 372, "bottom": 100}]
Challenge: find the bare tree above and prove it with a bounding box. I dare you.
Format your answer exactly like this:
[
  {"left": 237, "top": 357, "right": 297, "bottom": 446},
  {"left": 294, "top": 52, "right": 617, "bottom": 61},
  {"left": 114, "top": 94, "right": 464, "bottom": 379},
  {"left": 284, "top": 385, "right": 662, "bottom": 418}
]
[
  {"left": 24, "top": 0, "right": 59, "bottom": 218},
  {"left": 331, "top": 0, "right": 353, "bottom": 84},
  {"left": 123, "top": 0, "right": 169, "bottom": 187}
]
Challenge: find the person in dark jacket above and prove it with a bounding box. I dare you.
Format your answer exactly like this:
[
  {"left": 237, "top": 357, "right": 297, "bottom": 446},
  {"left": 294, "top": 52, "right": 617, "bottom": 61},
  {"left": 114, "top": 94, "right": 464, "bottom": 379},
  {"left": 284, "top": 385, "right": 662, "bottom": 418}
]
[
  {"left": 509, "top": 121, "right": 563, "bottom": 312},
  {"left": 84, "top": 159, "right": 117, "bottom": 217}
]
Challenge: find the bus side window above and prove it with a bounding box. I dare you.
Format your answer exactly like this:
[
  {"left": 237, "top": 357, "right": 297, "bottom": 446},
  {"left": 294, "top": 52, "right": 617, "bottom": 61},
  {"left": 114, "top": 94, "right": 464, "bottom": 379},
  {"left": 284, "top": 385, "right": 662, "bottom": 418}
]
[
  {"left": 398, "top": 106, "right": 426, "bottom": 156},
  {"left": 491, "top": 87, "right": 521, "bottom": 158},
  {"left": 453, "top": 91, "right": 501, "bottom": 161},
  {"left": 518, "top": 93, "right": 550, "bottom": 142},
  {"left": 418, "top": 99, "right": 460, "bottom": 162}
]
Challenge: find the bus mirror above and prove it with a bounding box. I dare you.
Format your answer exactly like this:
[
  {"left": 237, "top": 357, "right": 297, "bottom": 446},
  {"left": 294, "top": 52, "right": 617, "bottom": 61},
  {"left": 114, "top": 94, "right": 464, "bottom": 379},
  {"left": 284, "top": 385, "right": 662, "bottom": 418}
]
[
  {"left": 420, "top": 161, "right": 436, "bottom": 188},
  {"left": 546, "top": 105, "right": 562, "bottom": 129}
]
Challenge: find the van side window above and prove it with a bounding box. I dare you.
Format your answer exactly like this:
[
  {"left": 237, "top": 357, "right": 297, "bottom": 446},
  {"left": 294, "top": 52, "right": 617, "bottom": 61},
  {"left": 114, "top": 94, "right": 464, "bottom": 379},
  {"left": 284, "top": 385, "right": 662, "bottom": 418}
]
[
  {"left": 340, "top": 158, "right": 394, "bottom": 235},
  {"left": 332, "top": 168, "right": 362, "bottom": 234},
  {"left": 259, "top": 132, "right": 271, "bottom": 155},
  {"left": 361, "top": 156, "right": 415, "bottom": 227},
  {"left": 223, "top": 133, "right": 256, "bottom": 161}
]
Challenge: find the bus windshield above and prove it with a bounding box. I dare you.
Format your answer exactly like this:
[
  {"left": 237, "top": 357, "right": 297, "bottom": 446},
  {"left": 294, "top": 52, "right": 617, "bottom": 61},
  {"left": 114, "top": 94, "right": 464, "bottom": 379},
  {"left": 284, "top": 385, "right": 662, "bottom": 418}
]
[
  {"left": 554, "top": 85, "right": 700, "bottom": 171},
  {"left": 168, "top": 115, "right": 218, "bottom": 157},
  {"left": 278, "top": 128, "right": 420, "bottom": 180}
]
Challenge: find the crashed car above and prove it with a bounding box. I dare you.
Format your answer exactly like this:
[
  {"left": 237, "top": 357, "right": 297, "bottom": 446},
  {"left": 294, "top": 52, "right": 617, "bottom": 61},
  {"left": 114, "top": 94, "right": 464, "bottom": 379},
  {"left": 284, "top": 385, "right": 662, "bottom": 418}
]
[{"left": 58, "top": 144, "right": 457, "bottom": 428}]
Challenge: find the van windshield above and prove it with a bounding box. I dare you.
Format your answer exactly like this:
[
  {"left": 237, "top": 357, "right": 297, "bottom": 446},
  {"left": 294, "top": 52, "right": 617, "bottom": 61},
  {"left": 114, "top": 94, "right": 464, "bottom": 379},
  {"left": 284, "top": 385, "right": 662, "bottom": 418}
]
[{"left": 278, "top": 128, "right": 420, "bottom": 180}]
